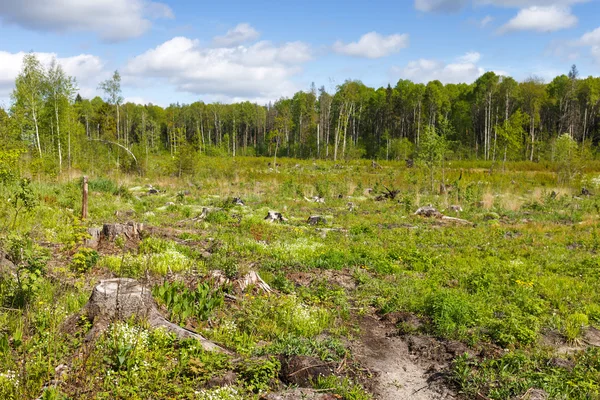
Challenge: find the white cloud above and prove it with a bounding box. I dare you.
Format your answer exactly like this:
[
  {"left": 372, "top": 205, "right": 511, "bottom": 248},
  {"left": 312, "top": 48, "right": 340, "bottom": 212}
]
[
  {"left": 415, "top": 0, "right": 588, "bottom": 12},
  {"left": 577, "top": 27, "right": 600, "bottom": 63},
  {"left": 478, "top": 0, "right": 587, "bottom": 6},
  {"left": 123, "top": 36, "right": 313, "bottom": 102},
  {"left": 592, "top": 46, "right": 600, "bottom": 63},
  {"left": 0, "top": 0, "right": 173, "bottom": 41},
  {"left": 392, "top": 52, "right": 486, "bottom": 84},
  {"left": 458, "top": 51, "right": 482, "bottom": 63},
  {"left": 480, "top": 15, "right": 494, "bottom": 27},
  {"left": 332, "top": 32, "right": 409, "bottom": 59},
  {"left": 580, "top": 27, "right": 600, "bottom": 46},
  {"left": 213, "top": 23, "right": 260, "bottom": 47},
  {"left": 0, "top": 51, "right": 105, "bottom": 101},
  {"left": 415, "top": 0, "right": 468, "bottom": 12},
  {"left": 498, "top": 6, "right": 577, "bottom": 33}
]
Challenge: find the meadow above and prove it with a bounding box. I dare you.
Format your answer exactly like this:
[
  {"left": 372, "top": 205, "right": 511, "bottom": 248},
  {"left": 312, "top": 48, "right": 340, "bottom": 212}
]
[{"left": 1, "top": 156, "right": 600, "bottom": 399}]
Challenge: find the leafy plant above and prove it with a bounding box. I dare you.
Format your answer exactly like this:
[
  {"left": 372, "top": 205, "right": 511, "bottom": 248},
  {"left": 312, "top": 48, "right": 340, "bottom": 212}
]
[
  {"left": 70, "top": 247, "right": 99, "bottom": 273},
  {"left": 153, "top": 281, "right": 224, "bottom": 323}
]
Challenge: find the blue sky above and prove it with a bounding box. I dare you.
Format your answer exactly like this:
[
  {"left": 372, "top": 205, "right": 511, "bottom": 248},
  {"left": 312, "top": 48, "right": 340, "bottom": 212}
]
[{"left": 0, "top": 0, "right": 599, "bottom": 107}]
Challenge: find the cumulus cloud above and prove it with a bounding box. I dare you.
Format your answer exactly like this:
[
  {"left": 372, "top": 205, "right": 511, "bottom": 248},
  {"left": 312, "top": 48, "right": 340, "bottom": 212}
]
[
  {"left": 123, "top": 36, "right": 313, "bottom": 102},
  {"left": 415, "top": 0, "right": 588, "bottom": 12},
  {"left": 0, "top": 51, "right": 105, "bottom": 101},
  {"left": 578, "top": 27, "right": 600, "bottom": 63},
  {"left": 392, "top": 52, "right": 486, "bottom": 84},
  {"left": 0, "top": 0, "right": 173, "bottom": 41},
  {"left": 213, "top": 23, "right": 260, "bottom": 47},
  {"left": 498, "top": 6, "right": 577, "bottom": 33},
  {"left": 332, "top": 32, "right": 409, "bottom": 59}
]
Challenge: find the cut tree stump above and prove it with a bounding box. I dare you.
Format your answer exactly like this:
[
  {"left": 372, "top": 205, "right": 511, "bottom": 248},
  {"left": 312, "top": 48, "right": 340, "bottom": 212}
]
[
  {"left": 81, "top": 278, "right": 225, "bottom": 352},
  {"left": 102, "top": 222, "right": 144, "bottom": 240},
  {"left": 209, "top": 270, "right": 273, "bottom": 294},
  {"left": 414, "top": 205, "right": 443, "bottom": 218},
  {"left": 84, "top": 223, "right": 142, "bottom": 249},
  {"left": 307, "top": 216, "right": 327, "bottom": 226},
  {"left": 265, "top": 211, "right": 287, "bottom": 223}
]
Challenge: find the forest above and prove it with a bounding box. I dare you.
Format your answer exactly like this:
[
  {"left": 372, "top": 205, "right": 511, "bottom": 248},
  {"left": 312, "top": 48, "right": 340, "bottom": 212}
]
[{"left": 1, "top": 53, "right": 599, "bottom": 177}]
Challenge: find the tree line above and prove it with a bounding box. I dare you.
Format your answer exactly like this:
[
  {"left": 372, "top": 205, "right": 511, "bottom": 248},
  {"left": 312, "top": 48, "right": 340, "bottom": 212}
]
[{"left": 1, "top": 53, "right": 599, "bottom": 176}]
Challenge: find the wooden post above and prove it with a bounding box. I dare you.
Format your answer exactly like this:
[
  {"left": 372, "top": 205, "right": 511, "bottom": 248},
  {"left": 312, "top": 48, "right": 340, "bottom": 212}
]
[{"left": 82, "top": 176, "right": 88, "bottom": 220}]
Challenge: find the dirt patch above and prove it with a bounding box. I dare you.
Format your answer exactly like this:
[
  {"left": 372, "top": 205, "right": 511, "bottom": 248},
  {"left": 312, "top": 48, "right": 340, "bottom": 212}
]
[
  {"left": 352, "top": 315, "right": 455, "bottom": 400},
  {"left": 279, "top": 355, "right": 336, "bottom": 387},
  {"left": 541, "top": 327, "right": 600, "bottom": 354},
  {"left": 287, "top": 269, "right": 356, "bottom": 291},
  {"left": 261, "top": 388, "right": 339, "bottom": 400}
]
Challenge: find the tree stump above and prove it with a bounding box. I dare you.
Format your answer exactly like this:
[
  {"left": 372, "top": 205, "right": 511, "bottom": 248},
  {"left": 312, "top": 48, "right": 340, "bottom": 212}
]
[
  {"left": 81, "top": 278, "right": 225, "bottom": 352},
  {"left": 209, "top": 270, "right": 273, "bottom": 294},
  {"left": 448, "top": 205, "right": 463, "bottom": 213},
  {"left": 414, "top": 205, "right": 443, "bottom": 218},
  {"left": 307, "top": 216, "right": 327, "bottom": 226},
  {"left": 102, "top": 222, "right": 143, "bottom": 240}
]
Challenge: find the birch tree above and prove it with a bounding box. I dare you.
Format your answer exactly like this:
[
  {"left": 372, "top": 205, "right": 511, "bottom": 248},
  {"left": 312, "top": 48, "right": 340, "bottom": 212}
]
[{"left": 11, "top": 53, "right": 46, "bottom": 157}]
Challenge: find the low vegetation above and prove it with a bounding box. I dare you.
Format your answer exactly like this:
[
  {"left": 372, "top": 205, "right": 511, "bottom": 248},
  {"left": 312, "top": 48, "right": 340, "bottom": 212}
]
[{"left": 0, "top": 155, "right": 600, "bottom": 399}]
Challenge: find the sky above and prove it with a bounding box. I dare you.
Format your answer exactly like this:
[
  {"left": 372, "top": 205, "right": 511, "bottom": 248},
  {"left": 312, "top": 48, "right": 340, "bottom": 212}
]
[{"left": 0, "top": 0, "right": 599, "bottom": 107}]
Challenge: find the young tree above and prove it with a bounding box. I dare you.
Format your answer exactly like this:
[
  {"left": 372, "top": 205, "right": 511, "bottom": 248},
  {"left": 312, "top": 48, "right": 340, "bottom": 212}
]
[
  {"left": 11, "top": 53, "right": 46, "bottom": 157},
  {"left": 46, "top": 58, "right": 77, "bottom": 171},
  {"left": 418, "top": 123, "right": 448, "bottom": 192},
  {"left": 99, "top": 71, "right": 124, "bottom": 143}
]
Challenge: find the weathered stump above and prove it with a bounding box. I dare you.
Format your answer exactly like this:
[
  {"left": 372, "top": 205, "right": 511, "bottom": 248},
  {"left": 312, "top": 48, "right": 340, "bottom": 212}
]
[
  {"left": 81, "top": 278, "right": 225, "bottom": 352},
  {"left": 307, "top": 216, "right": 327, "bottom": 226},
  {"left": 102, "top": 222, "right": 143, "bottom": 240},
  {"left": 414, "top": 205, "right": 443, "bottom": 218},
  {"left": 209, "top": 270, "right": 273, "bottom": 294}
]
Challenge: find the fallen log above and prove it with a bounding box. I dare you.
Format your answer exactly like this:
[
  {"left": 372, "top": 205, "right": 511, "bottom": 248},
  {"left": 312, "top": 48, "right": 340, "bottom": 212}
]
[{"left": 415, "top": 205, "right": 473, "bottom": 226}]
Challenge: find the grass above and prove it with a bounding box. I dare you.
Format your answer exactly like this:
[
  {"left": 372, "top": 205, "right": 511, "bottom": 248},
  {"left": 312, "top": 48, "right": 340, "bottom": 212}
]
[{"left": 1, "top": 155, "right": 600, "bottom": 398}]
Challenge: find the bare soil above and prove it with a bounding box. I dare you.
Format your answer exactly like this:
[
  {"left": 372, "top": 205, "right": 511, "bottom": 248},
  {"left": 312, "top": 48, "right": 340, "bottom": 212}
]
[{"left": 351, "top": 314, "right": 456, "bottom": 400}]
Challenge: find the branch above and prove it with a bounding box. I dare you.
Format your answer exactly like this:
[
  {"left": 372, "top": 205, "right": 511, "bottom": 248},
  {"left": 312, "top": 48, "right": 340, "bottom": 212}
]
[{"left": 89, "top": 139, "right": 138, "bottom": 166}]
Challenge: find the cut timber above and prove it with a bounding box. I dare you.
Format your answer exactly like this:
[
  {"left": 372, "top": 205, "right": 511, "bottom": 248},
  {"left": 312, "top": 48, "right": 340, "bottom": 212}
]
[
  {"left": 210, "top": 270, "right": 273, "bottom": 294},
  {"left": 304, "top": 196, "right": 325, "bottom": 203},
  {"left": 265, "top": 211, "right": 287, "bottom": 223},
  {"left": 415, "top": 205, "right": 473, "bottom": 225},
  {"left": 440, "top": 215, "right": 473, "bottom": 225},
  {"left": 375, "top": 185, "right": 400, "bottom": 201},
  {"left": 81, "top": 278, "right": 225, "bottom": 352}
]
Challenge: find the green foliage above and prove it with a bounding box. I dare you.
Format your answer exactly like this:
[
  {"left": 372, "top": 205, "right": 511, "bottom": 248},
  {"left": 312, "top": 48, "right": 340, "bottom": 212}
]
[
  {"left": 554, "top": 133, "right": 583, "bottom": 185},
  {"left": 314, "top": 376, "right": 372, "bottom": 400},
  {"left": 425, "top": 290, "right": 477, "bottom": 338},
  {"left": 7, "top": 178, "right": 38, "bottom": 230},
  {"left": 1, "top": 234, "right": 49, "bottom": 307},
  {"left": 235, "top": 356, "right": 280, "bottom": 393},
  {"left": 0, "top": 148, "right": 22, "bottom": 184},
  {"left": 70, "top": 247, "right": 99, "bottom": 273},
  {"left": 152, "top": 281, "right": 224, "bottom": 323}
]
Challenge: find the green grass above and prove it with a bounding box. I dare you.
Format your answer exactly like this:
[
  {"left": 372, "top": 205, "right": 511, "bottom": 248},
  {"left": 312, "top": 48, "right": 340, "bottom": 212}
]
[{"left": 1, "top": 156, "right": 600, "bottom": 398}]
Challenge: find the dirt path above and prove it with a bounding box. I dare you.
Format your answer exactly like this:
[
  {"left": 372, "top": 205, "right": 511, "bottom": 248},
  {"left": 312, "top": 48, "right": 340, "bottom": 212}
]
[{"left": 352, "top": 316, "right": 455, "bottom": 400}]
